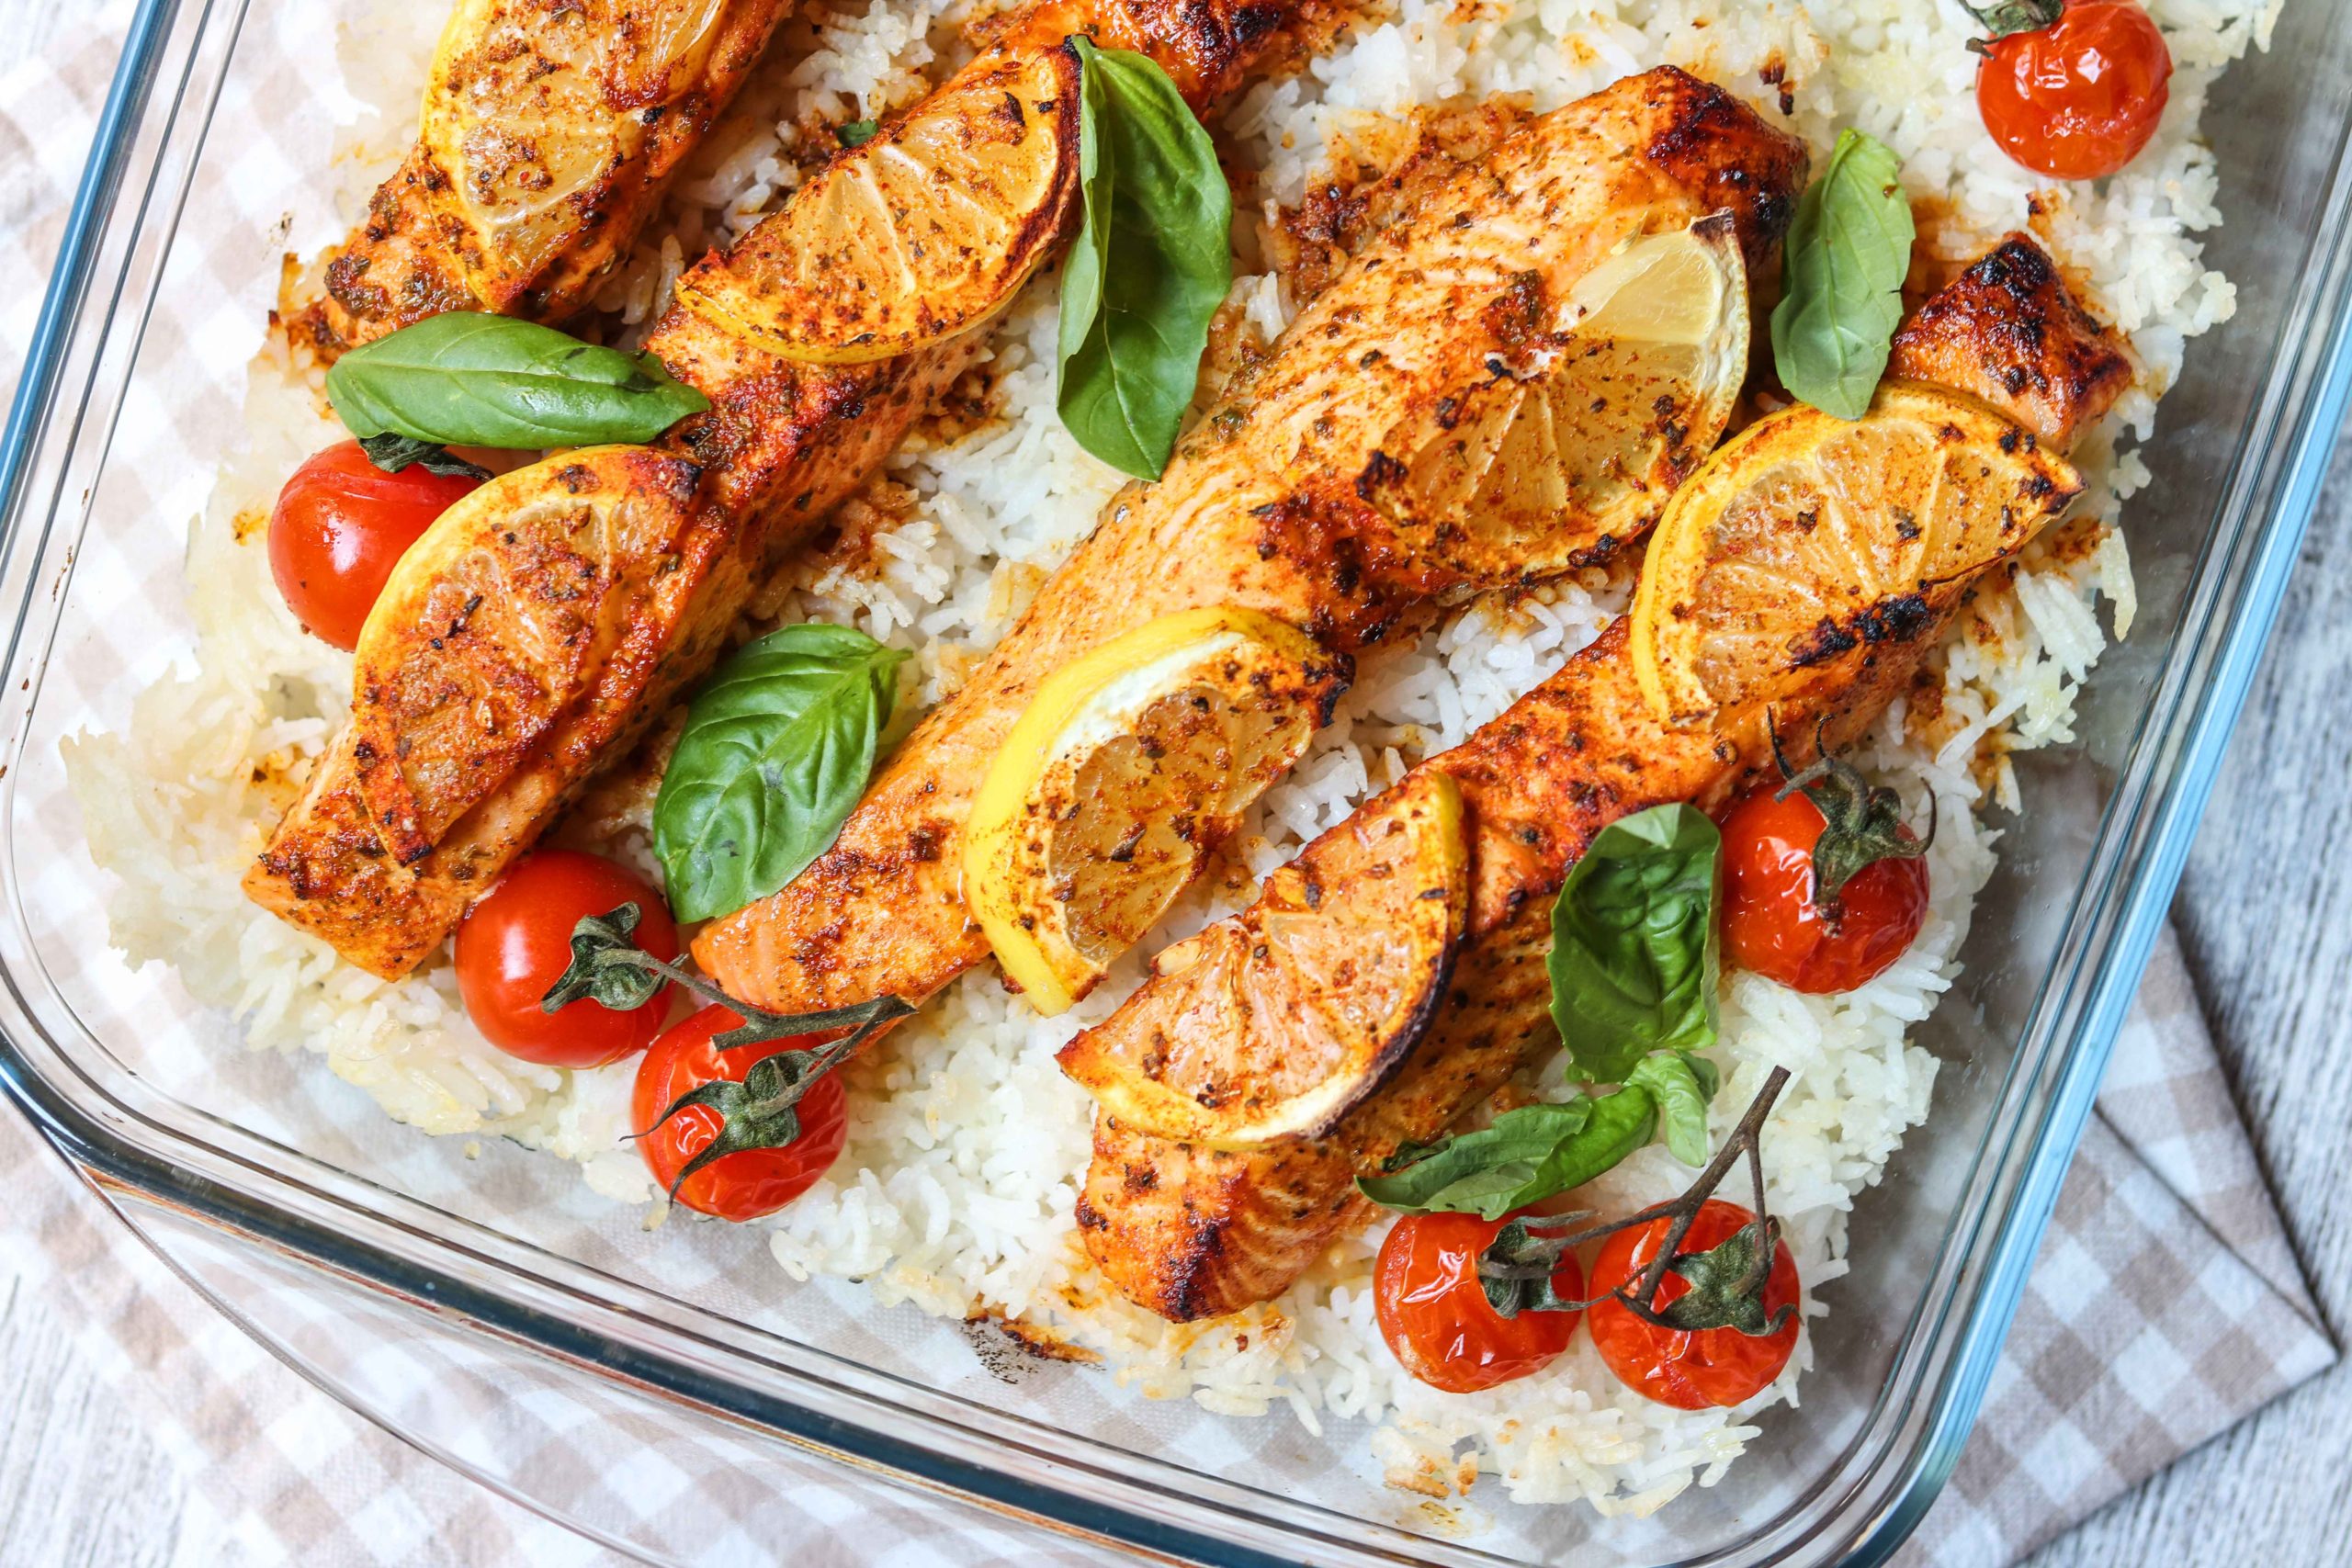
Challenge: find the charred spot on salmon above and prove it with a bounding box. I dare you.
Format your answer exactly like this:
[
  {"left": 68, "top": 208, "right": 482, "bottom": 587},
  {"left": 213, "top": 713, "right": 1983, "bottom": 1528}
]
[
  {"left": 1789, "top": 616, "right": 1860, "bottom": 667},
  {"left": 1855, "top": 593, "right": 1932, "bottom": 644}
]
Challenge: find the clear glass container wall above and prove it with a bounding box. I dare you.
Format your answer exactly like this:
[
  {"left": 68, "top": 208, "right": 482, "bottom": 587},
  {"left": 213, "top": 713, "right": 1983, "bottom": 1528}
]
[{"left": 3, "top": 1, "right": 2348, "bottom": 1563}]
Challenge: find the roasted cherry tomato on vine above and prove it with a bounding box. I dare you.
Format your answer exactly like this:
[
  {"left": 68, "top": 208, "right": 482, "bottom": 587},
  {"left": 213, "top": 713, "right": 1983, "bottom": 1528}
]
[
  {"left": 267, "top": 439, "right": 482, "bottom": 650},
  {"left": 1975, "top": 1, "right": 2173, "bottom": 182},
  {"left": 454, "top": 849, "right": 677, "bottom": 1068},
  {"left": 634, "top": 1005, "right": 850, "bottom": 1221},
  {"left": 1588, "top": 1200, "right": 1802, "bottom": 1410},
  {"left": 1719, "top": 783, "right": 1928, "bottom": 994},
  {"left": 1374, "top": 1210, "right": 1584, "bottom": 1394}
]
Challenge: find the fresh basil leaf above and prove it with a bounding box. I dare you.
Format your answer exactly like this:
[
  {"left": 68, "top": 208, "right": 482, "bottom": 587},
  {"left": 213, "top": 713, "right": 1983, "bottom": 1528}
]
[
  {"left": 1770, "top": 129, "right": 1914, "bottom": 421},
  {"left": 1627, "top": 1051, "right": 1716, "bottom": 1167},
  {"left": 1356, "top": 1089, "right": 1657, "bottom": 1219},
  {"left": 835, "top": 118, "right": 880, "bottom": 148},
  {"left": 356, "top": 432, "right": 492, "bottom": 480},
  {"left": 327, "top": 312, "right": 711, "bottom": 449},
  {"left": 1055, "top": 39, "right": 1231, "bottom": 481},
  {"left": 1547, "top": 803, "right": 1723, "bottom": 1083},
  {"left": 651, "top": 624, "right": 910, "bottom": 922},
  {"left": 1684, "top": 1051, "right": 1722, "bottom": 1103}
]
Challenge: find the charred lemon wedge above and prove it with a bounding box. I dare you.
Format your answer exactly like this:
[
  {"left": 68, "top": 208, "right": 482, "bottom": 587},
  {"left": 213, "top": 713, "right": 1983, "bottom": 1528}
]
[
  {"left": 422, "top": 0, "right": 737, "bottom": 301},
  {"left": 1057, "top": 770, "right": 1469, "bottom": 1147},
  {"left": 674, "top": 45, "right": 1082, "bottom": 365},
  {"left": 963, "top": 607, "right": 1347, "bottom": 1016},
  {"left": 1361, "top": 212, "right": 1749, "bottom": 581},
  {"left": 1630, "top": 381, "right": 2083, "bottom": 724}
]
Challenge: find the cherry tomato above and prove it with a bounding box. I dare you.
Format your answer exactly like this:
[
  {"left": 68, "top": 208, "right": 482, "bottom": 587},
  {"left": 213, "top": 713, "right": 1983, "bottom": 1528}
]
[
  {"left": 267, "top": 439, "right": 481, "bottom": 650},
  {"left": 1588, "top": 1200, "right": 1801, "bottom": 1410},
  {"left": 635, "top": 1005, "right": 849, "bottom": 1221},
  {"left": 1718, "top": 784, "right": 1928, "bottom": 994},
  {"left": 1374, "top": 1210, "right": 1584, "bottom": 1394},
  {"left": 454, "top": 849, "right": 678, "bottom": 1068},
  {"left": 1976, "top": 1, "right": 2172, "bottom": 182}
]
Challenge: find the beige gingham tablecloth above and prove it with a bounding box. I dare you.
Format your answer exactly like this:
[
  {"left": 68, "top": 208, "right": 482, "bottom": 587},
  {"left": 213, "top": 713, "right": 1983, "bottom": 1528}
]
[{"left": 1, "top": 9, "right": 2332, "bottom": 1565}]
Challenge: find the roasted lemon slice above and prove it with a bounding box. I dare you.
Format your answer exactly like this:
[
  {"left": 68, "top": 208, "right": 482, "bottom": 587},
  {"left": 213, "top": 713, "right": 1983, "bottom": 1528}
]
[
  {"left": 423, "top": 0, "right": 737, "bottom": 300},
  {"left": 1360, "top": 212, "right": 1749, "bottom": 580},
  {"left": 1057, "top": 770, "right": 1469, "bottom": 1147},
  {"left": 963, "top": 607, "right": 1347, "bottom": 1016},
  {"left": 1630, "top": 380, "right": 2083, "bottom": 724},
  {"left": 674, "top": 45, "right": 1082, "bottom": 365}
]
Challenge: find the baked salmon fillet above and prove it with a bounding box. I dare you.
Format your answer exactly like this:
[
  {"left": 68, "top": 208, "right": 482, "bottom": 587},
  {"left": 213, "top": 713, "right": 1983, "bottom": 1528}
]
[
  {"left": 1068, "top": 235, "right": 2132, "bottom": 1321},
  {"left": 693, "top": 67, "right": 1811, "bottom": 1015},
  {"left": 246, "top": 0, "right": 1347, "bottom": 978},
  {"left": 292, "top": 0, "right": 793, "bottom": 358}
]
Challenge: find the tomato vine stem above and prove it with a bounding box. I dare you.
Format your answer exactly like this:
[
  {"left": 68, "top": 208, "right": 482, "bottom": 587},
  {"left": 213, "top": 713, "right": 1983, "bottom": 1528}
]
[{"left": 1476, "top": 1066, "right": 1795, "bottom": 1335}]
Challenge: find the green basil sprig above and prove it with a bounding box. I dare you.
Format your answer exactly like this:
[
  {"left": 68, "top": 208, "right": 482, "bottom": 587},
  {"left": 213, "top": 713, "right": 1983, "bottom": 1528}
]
[
  {"left": 1628, "top": 1048, "right": 1719, "bottom": 1166},
  {"left": 651, "top": 625, "right": 910, "bottom": 923},
  {"left": 327, "top": 312, "right": 710, "bottom": 450},
  {"left": 1056, "top": 38, "right": 1232, "bottom": 481},
  {"left": 1770, "top": 129, "right": 1914, "bottom": 421},
  {"left": 1355, "top": 1050, "right": 1718, "bottom": 1218},
  {"left": 1547, "top": 803, "right": 1724, "bottom": 1084}
]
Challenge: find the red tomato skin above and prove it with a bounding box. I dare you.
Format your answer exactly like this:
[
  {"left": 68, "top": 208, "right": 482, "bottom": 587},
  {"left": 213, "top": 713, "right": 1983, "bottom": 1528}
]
[
  {"left": 1718, "top": 784, "right": 1929, "bottom": 995},
  {"left": 1588, "top": 1200, "right": 1802, "bottom": 1410},
  {"left": 634, "top": 1005, "right": 849, "bottom": 1222},
  {"left": 454, "top": 850, "right": 678, "bottom": 1068},
  {"left": 1976, "top": 2, "right": 2172, "bottom": 181},
  {"left": 267, "top": 440, "right": 481, "bottom": 651},
  {"left": 1374, "top": 1210, "right": 1585, "bottom": 1394}
]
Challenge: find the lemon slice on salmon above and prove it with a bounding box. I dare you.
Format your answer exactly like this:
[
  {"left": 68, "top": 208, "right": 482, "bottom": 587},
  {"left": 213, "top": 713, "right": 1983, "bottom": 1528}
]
[
  {"left": 1360, "top": 212, "right": 1750, "bottom": 580},
  {"left": 1629, "top": 381, "right": 2083, "bottom": 724},
  {"left": 674, "top": 45, "right": 1082, "bottom": 365},
  {"left": 962, "top": 607, "right": 1347, "bottom": 1016},
  {"left": 423, "top": 0, "right": 735, "bottom": 299},
  {"left": 1057, "top": 770, "right": 1469, "bottom": 1147}
]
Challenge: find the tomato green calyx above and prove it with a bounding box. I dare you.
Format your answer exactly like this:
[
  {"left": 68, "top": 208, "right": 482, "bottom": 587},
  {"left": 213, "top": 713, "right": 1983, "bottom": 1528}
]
[
  {"left": 1474, "top": 1066, "right": 1793, "bottom": 1332},
  {"left": 1477, "top": 1215, "right": 1598, "bottom": 1318},
  {"left": 1769, "top": 717, "right": 1935, "bottom": 908},
  {"left": 1961, "top": 0, "right": 2064, "bottom": 53},
  {"left": 544, "top": 902, "right": 914, "bottom": 1198},
  {"left": 1648, "top": 1215, "right": 1797, "bottom": 1335},
  {"left": 356, "top": 433, "right": 491, "bottom": 480},
  {"left": 647, "top": 1018, "right": 887, "bottom": 1198}
]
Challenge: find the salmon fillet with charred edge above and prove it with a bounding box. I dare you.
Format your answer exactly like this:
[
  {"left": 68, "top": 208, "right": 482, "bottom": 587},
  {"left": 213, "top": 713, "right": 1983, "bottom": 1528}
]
[
  {"left": 1070, "top": 234, "right": 2132, "bottom": 1323},
  {"left": 291, "top": 0, "right": 793, "bottom": 359},
  {"left": 692, "top": 68, "right": 1809, "bottom": 1016},
  {"left": 246, "top": 0, "right": 1348, "bottom": 978}
]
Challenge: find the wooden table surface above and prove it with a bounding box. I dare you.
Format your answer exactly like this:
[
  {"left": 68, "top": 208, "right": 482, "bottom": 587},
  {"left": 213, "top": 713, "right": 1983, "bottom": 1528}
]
[{"left": 1, "top": 3, "right": 2347, "bottom": 1562}]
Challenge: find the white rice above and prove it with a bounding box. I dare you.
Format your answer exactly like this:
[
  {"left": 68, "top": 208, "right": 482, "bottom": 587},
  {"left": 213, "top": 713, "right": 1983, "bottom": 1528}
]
[{"left": 60, "top": 0, "right": 2271, "bottom": 1522}]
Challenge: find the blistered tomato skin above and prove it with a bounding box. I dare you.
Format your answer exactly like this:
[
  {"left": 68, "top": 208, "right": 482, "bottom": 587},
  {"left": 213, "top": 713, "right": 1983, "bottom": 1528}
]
[
  {"left": 1718, "top": 784, "right": 1928, "bottom": 994},
  {"left": 1374, "top": 1210, "right": 1584, "bottom": 1394},
  {"left": 267, "top": 440, "right": 481, "bottom": 650},
  {"left": 1976, "top": 1, "right": 2173, "bottom": 182},
  {"left": 1588, "top": 1200, "right": 1802, "bottom": 1410},
  {"left": 454, "top": 850, "right": 678, "bottom": 1068},
  {"left": 635, "top": 1006, "right": 850, "bottom": 1221}
]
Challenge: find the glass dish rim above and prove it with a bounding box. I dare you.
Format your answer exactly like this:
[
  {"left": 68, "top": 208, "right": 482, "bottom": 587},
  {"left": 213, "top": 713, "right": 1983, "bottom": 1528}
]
[{"left": 3, "top": 1, "right": 2349, "bottom": 1562}]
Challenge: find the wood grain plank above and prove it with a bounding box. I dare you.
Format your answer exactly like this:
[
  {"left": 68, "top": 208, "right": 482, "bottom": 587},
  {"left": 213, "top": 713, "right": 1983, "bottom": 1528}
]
[{"left": 0, "top": 1277, "right": 189, "bottom": 1568}]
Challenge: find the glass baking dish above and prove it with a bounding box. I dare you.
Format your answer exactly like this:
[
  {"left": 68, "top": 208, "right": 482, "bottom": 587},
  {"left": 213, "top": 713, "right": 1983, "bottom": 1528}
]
[{"left": 4, "top": 0, "right": 2348, "bottom": 1561}]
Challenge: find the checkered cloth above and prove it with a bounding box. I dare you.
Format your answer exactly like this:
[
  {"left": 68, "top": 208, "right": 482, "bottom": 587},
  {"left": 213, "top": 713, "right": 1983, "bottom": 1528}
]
[{"left": 0, "top": 7, "right": 2332, "bottom": 1565}]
